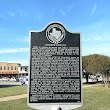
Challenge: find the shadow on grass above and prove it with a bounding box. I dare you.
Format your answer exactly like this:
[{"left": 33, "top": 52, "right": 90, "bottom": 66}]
[
  {"left": 0, "top": 85, "right": 19, "bottom": 88},
  {"left": 83, "top": 82, "right": 96, "bottom": 84},
  {"left": 83, "top": 81, "right": 104, "bottom": 85}
]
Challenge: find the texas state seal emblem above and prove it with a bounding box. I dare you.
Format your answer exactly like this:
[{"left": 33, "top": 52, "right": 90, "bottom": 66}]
[{"left": 46, "top": 23, "right": 65, "bottom": 44}]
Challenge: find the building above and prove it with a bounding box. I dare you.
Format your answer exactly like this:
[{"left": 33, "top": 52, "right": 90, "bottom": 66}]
[
  {"left": 0, "top": 62, "right": 19, "bottom": 78},
  {"left": 18, "top": 64, "right": 28, "bottom": 77}
]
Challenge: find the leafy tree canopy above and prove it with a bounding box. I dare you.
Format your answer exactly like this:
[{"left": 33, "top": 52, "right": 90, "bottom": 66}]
[{"left": 82, "top": 54, "right": 110, "bottom": 75}]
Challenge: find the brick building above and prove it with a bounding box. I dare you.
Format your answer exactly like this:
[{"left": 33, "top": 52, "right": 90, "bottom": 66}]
[{"left": 0, "top": 62, "right": 19, "bottom": 78}]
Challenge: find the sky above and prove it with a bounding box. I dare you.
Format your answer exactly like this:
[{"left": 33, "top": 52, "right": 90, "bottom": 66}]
[{"left": 0, "top": 0, "right": 110, "bottom": 66}]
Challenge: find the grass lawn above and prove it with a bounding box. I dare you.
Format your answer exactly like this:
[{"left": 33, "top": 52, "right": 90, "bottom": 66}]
[
  {"left": 74, "top": 86, "right": 110, "bottom": 110},
  {"left": 0, "top": 85, "right": 27, "bottom": 98},
  {"left": 0, "top": 86, "right": 110, "bottom": 110},
  {"left": 0, "top": 98, "right": 35, "bottom": 110}
]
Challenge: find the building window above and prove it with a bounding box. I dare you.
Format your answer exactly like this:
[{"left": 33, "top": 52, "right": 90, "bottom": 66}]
[
  {"left": 15, "top": 66, "right": 16, "bottom": 70},
  {"left": 8, "top": 66, "right": 11, "bottom": 70},
  {"left": 4, "top": 66, "right": 6, "bottom": 70},
  {"left": 0, "top": 66, "right": 2, "bottom": 70},
  {"left": 21, "top": 68, "right": 22, "bottom": 71},
  {"left": 25, "top": 68, "right": 27, "bottom": 71},
  {"left": 11, "top": 66, "right": 13, "bottom": 70},
  {"left": 8, "top": 66, "right": 10, "bottom": 70}
]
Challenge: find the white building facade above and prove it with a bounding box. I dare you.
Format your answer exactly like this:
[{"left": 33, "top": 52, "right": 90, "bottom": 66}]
[{"left": 18, "top": 64, "right": 28, "bottom": 77}]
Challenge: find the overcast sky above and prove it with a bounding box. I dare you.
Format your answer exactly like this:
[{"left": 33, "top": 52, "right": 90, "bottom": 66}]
[{"left": 0, "top": 0, "right": 110, "bottom": 65}]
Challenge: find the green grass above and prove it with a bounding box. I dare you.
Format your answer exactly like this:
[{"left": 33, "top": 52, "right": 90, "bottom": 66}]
[
  {"left": 0, "top": 98, "right": 35, "bottom": 110},
  {"left": 0, "top": 86, "right": 110, "bottom": 110},
  {"left": 74, "top": 87, "right": 110, "bottom": 110},
  {"left": 0, "top": 85, "right": 27, "bottom": 98}
]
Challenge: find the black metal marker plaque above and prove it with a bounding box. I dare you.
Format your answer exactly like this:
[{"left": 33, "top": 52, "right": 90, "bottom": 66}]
[{"left": 29, "top": 22, "right": 82, "bottom": 104}]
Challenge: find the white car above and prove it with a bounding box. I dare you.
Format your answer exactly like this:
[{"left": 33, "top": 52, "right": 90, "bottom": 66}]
[
  {"left": 0, "top": 78, "right": 2, "bottom": 81},
  {"left": 2, "top": 77, "right": 9, "bottom": 81},
  {"left": 18, "top": 77, "right": 21, "bottom": 82},
  {"left": 90, "top": 75, "right": 96, "bottom": 79},
  {"left": 10, "top": 77, "right": 16, "bottom": 82}
]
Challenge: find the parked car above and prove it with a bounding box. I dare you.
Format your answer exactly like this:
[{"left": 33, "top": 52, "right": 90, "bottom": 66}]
[
  {"left": 0, "top": 78, "right": 2, "bottom": 81},
  {"left": 18, "top": 77, "right": 22, "bottom": 82},
  {"left": 2, "top": 77, "right": 9, "bottom": 81},
  {"left": 89, "top": 75, "right": 96, "bottom": 79},
  {"left": 10, "top": 77, "right": 16, "bottom": 82}
]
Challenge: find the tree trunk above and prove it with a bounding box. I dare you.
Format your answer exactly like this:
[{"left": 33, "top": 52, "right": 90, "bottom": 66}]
[
  {"left": 102, "top": 74, "right": 109, "bottom": 88},
  {"left": 85, "top": 73, "right": 89, "bottom": 83}
]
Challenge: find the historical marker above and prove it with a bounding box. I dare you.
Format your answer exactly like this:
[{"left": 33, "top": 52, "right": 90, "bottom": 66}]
[{"left": 28, "top": 22, "right": 82, "bottom": 110}]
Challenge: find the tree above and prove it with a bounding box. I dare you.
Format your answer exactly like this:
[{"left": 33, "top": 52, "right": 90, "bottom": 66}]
[
  {"left": 82, "top": 54, "right": 110, "bottom": 87},
  {"left": 96, "top": 55, "right": 110, "bottom": 88},
  {"left": 82, "top": 56, "right": 90, "bottom": 83},
  {"left": 82, "top": 55, "right": 97, "bottom": 83}
]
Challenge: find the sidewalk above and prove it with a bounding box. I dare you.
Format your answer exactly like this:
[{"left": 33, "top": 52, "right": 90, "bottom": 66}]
[
  {"left": 83, "top": 83, "right": 103, "bottom": 88},
  {"left": 0, "top": 94, "right": 27, "bottom": 102}
]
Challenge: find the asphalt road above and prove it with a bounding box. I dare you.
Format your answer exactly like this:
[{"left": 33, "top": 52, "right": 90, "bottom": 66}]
[{"left": 0, "top": 81, "right": 21, "bottom": 86}]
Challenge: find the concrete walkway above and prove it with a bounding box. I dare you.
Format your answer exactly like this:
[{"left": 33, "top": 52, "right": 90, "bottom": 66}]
[
  {"left": 83, "top": 84, "right": 103, "bottom": 88},
  {"left": 0, "top": 94, "right": 27, "bottom": 102}
]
